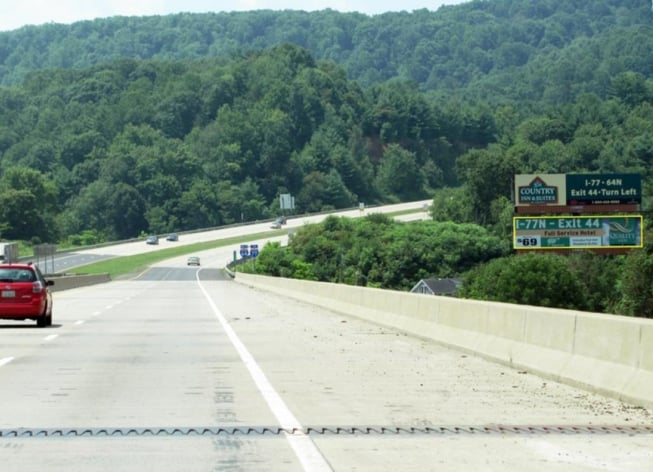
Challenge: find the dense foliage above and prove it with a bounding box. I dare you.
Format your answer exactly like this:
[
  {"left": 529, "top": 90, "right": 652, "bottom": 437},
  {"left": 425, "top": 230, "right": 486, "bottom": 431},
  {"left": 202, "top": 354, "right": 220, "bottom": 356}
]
[
  {"left": 0, "top": 48, "right": 650, "bottom": 243},
  {"left": 241, "top": 214, "right": 510, "bottom": 290},
  {"left": 1, "top": 0, "right": 651, "bottom": 107},
  {"left": 614, "top": 231, "right": 653, "bottom": 317},
  {"left": 460, "top": 253, "right": 595, "bottom": 310},
  {"left": 0, "top": 45, "right": 508, "bottom": 243},
  {"left": 0, "top": 0, "right": 651, "bottom": 315},
  {"left": 459, "top": 233, "right": 653, "bottom": 317}
]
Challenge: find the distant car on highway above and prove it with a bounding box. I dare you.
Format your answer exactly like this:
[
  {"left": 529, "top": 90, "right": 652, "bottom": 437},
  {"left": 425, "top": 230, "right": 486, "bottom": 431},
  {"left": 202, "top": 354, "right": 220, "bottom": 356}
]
[
  {"left": 270, "top": 222, "right": 282, "bottom": 229},
  {"left": 145, "top": 235, "right": 159, "bottom": 245},
  {"left": 0, "top": 263, "right": 54, "bottom": 327},
  {"left": 166, "top": 233, "right": 179, "bottom": 242},
  {"left": 187, "top": 256, "right": 200, "bottom": 266}
]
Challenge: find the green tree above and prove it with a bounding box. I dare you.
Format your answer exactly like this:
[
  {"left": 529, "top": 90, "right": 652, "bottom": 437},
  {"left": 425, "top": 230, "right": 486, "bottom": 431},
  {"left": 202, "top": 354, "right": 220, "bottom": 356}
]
[
  {"left": 430, "top": 187, "right": 474, "bottom": 224},
  {"left": 615, "top": 233, "right": 653, "bottom": 318},
  {"left": 375, "top": 144, "right": 425, "bottom": 201},
  {"left": 0, "top": 167, "right": 59, "bottom": 241},
  {"left": 566, "top": 252, "right": 624, "bottom": 314},
  {"left": 175, "top": 180, "right": 222, "bottom": 230},
  {"left": 67, "top": 181, "right": 146, "bottom": 240},
  {"left": 460, "top": 253, "right": 587, "bottom": 310},
  {"left": 456, "top": 144, "right": 520, "bottom": 225},
  {"left": 0, "top": 190, "right": 46, "bottom": 241},
  {"left": 296, "top": 170, "right": 355, "bottom": 213},
  {"left": 609, "top": 71, "right": 650, "bottom": 108}
]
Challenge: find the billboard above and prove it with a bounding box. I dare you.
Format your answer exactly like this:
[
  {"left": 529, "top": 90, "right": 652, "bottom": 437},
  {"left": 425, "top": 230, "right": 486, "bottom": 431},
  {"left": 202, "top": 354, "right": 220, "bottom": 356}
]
[
  {"left": 513, "top": 215, "right": 643, "bottom": 250},
  {"left": 514, "top": 174, "right": 641, "bottom": 207}
]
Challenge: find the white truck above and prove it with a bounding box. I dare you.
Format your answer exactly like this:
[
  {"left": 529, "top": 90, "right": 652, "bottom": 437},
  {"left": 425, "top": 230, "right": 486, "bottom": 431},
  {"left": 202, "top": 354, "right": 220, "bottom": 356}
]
[{"left": 0, "top": 242, "right": 19, "bottom": 263}]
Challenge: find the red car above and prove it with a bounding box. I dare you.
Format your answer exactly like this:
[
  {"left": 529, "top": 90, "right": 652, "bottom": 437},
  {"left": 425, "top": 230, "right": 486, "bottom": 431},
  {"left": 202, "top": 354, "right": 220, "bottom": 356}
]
[{"left": 0, "top": 263, "right": 54, "bottom": 327}]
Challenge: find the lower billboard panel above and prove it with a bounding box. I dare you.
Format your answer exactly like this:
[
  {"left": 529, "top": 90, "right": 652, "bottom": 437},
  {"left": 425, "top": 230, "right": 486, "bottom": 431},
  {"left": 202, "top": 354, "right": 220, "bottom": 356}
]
[{"left": 513, "top": 215, "right": 643, "bottom": 250}]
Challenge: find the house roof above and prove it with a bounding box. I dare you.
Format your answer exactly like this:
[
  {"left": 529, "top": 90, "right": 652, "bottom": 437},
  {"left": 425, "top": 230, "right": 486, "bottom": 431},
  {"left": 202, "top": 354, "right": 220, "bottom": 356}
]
[{"left": 410, "top": 278, "right": 462, "bottom": 295}]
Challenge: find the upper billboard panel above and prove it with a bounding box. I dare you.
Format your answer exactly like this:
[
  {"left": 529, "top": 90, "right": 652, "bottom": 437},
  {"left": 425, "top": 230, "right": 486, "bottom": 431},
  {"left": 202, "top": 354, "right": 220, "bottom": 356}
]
[
  {"left": 515, "top": 174, "right": 641, "bottom": 207},
  {"left": 565, "top": 174, "right": 641, "bottom": 205}
]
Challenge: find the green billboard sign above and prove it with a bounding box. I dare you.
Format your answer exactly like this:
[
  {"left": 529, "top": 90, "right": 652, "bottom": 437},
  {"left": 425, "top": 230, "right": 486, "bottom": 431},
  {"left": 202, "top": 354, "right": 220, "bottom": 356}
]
[
  {"left": 513, "top": 215, "right": 643, "bottom": 250},
  {"left": 566, "top": 173, "right": 641, "bottom": 205},
  {"left": 514, "top": 173, "right": 641, "bottom": 207}
]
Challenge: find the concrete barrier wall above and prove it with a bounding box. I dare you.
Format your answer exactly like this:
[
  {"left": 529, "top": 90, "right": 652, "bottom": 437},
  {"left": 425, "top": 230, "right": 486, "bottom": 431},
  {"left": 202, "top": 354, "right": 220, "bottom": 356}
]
[
  {"left": 234, "top": 272, "right": 653, "bottom": 408},
  {"left": 48, "top": 273, "right": 111, "bottom": 292}
]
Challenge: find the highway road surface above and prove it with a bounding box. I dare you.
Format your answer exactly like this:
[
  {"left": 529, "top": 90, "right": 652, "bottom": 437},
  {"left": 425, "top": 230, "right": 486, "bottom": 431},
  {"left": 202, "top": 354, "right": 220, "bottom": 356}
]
[
  {"left": 1, "top": 267, "right": 651, "bottom": 471},
  {"left": 0, "top": 200, "right": 651, "bottom": 471}
]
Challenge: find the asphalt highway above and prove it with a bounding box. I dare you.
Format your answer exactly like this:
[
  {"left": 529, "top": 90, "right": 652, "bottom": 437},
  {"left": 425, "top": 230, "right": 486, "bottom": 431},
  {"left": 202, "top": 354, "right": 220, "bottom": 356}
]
[
  {"left": 1, "top": 268, "right": 651, "bottom": 471},
  {"left": 46, "top": 200, "right": 432, "bottom": 273}
]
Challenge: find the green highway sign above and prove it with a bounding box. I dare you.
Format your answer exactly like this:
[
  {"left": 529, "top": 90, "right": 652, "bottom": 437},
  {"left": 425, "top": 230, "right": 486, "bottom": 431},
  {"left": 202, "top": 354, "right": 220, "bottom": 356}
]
[{"left": 566, "top": 173, "right": 641, "bottom": 205}]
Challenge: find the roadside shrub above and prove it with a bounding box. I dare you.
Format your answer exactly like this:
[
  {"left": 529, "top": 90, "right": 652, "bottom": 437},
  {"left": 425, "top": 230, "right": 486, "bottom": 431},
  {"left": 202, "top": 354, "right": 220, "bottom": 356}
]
[{"left": 460, "top": 253, "right": 587, "bottom": 310}]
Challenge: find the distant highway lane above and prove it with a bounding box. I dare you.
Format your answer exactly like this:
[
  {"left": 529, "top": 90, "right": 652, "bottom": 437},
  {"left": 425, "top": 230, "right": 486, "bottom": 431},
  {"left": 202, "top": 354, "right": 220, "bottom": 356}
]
[{"left": 50, "top": 200, "right": 432, "bottom": 273}]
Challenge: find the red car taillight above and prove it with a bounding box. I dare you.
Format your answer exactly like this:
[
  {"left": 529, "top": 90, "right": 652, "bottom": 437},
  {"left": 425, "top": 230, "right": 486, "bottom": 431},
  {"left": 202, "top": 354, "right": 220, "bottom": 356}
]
[{"left": 32, "top": 281, "right": 44, "bottom": 293}]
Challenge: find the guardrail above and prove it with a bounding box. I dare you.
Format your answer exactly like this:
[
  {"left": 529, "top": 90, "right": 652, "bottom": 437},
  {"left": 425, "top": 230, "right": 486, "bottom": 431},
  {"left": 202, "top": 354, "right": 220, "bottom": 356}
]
[{"left": 233, "top": 272, "right": 653, "bottom": 409}]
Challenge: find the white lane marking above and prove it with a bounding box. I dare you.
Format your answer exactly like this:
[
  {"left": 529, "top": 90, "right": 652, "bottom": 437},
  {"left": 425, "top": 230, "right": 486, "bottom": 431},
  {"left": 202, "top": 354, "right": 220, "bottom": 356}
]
[
  {"left": 92, "top": 311, "right": 101, "bottom": 317},
  {"left": 0, "top": 357, "right": 14, "bottom": 367},
  {"left": 197, "top": 277, "right": 332, "bottom": 472},
  {"left": 285, "top": 434, "right": 334, "bottom": 471},
  {"left": 74, "top": 320, "right": 85, "bottom": 325},
  {"left": 43, "top": 334, "right": 58, "bottom": 341}
]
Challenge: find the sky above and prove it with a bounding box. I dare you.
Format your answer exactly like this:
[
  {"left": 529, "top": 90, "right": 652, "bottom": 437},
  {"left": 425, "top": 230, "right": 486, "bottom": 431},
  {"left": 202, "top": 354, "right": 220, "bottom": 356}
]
[{"left": 1, "top": 0, "right": 469, "bottom": 32}]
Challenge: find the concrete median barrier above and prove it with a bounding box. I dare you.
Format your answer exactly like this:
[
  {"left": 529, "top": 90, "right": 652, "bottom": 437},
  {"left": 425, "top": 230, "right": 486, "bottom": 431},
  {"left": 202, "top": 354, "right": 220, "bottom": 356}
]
[
  {"left": 234, "top": 272, "right": 653, "bottom": 408},
  {"left": 48, "top": 273, "right": 111, "bottom": 291}
]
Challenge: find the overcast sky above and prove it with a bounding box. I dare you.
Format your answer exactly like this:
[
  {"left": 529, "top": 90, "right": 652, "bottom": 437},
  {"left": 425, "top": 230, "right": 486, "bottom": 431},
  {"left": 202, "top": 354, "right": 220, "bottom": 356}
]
[{"left": 1, "top": 0, "right": 469, "bottom": 32}]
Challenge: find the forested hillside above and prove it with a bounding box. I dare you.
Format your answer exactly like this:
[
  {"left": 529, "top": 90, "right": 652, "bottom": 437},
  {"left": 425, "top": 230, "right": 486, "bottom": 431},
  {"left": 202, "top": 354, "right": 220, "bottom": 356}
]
[
  {"left": 0, "top": 0, "right": 651, "bottom": 105},
  {"left": 0, "top": 45, "right": 497, "bottom": 242}
]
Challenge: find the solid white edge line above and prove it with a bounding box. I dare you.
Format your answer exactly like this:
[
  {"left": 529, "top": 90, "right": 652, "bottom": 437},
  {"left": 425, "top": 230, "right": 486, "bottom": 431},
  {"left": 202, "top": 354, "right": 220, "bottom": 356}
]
[
  {"left": 196, "top": 276, "right": 332, "bottom": 472},
  {"left": 285, "top": 433, "right": 335, "bottom": 471},
  {"left": 0, "top": 357, "right": 15, "bottom": 367}
]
